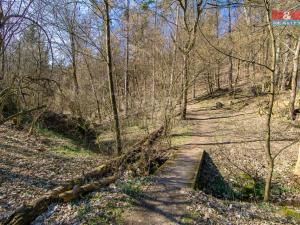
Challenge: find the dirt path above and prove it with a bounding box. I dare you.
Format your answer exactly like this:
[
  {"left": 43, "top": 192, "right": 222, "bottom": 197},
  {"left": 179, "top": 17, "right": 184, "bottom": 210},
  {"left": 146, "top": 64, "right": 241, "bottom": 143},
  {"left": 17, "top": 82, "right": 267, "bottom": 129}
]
[
  {"left": 122, "top": 96, "right": 300, "bottom": 225},
  {"left": 123, "top": 104, "right": 229, "bottom": 225}
]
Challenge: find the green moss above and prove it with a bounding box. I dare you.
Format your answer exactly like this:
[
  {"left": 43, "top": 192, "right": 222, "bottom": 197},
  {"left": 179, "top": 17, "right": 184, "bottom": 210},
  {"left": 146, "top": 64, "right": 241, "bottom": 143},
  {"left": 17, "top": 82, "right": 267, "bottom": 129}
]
[
  {"left": 279, "top": 207, "right": 300, "bottom": 222},
  {"left": 51, "top": 145, "right": 96, "bottom": 158},
  {"left": 180, "top": 217, "right": 194, "bottom": 224},
  {"left": 233, "top": 173, "right": 265, "bottom": 200},
  {"left": 180, "top": 211, "right": 201, "bottom": 225}
]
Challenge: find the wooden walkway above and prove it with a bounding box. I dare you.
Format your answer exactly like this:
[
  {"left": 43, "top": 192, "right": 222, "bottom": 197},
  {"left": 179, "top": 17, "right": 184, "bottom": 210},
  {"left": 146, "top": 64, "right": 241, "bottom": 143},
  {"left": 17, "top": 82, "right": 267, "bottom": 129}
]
[{"left": 123, "top": 104, "right": 221, "bottom": 225}]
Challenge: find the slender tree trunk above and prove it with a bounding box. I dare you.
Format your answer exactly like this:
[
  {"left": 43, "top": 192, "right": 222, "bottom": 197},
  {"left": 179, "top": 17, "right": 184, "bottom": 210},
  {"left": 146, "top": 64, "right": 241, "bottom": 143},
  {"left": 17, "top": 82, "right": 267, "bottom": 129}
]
[
  {"left": 104, "top": 0, "right": 122, "bottom": 155},
  {"left": 227, "top": 0, "right": 233, "bottom": 91},
  {"left": 170, "top": 6, "right": 179, "bottom": 90},
  {"left": 275, "top": 44, "right": 281, "bottom": 85},
  {"left": 264, "top": 1, "right": 277, "bottom": 202},
  {"left": 1, "top": 33, "right": 4, "bottom": 81},
  {"left": 281, "top": 34, "right": 291, "bottom": 91},
  {"left": 177, "top": 0, "right": 202, "bottom": 120},
  {"left": 151, "top": 0, "right": 158, "bottom": 122},
  {"left": 124, "top": 0, "right": 130, "bottom": 116},
  {"left": 233, "top": 60, "right": 240, "bottom": 98},
  {"left": 289, "top": 37, "right": 300, "bottom": 120},
  {"left": 215, "top": 1, "right": 220, "bottom": 90},
  {"left": 0, "top": 2, "right": 4, "bottom": 83},
  {"left": 83, "top": 56, "right": 101, "bottom": 121},
  {"left": 192, "top": 73, "right": 196, "bottom": 99},
  {"left": 69, "top": 23, "right": 82, "bottom": 117},
  {"left": 164, "top": 6, "right": 179, "bottom": 133},
  {"left": 181, "top": 53, "right": 188, "bottom": 120},
  {"left": 70, "top": 33, "right": 79, "bottom": 98},
  {"left": 215, "top": 66, "right": 220, "bottom": 90},
  {"left": 263, "top": 38, "right": 270, "bottom": 93}
]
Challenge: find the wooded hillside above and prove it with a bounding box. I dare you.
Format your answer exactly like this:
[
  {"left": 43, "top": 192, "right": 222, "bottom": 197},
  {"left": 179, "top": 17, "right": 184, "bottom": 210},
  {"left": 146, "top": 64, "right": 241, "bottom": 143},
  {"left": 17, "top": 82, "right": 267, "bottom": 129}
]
[{"left": 1, "top": 0, "right": 300, "bottom": 224}]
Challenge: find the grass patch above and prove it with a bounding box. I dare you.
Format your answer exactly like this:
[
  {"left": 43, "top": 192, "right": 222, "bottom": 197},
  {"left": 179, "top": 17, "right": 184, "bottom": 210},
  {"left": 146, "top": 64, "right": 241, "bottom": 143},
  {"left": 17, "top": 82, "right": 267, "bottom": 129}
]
[
  {"left": 279, "top": 207, "right": 300, "bottom": 222},
  {"left": 117, "top": 177, "right": 153, "bottom": 199},
  {"left": 36, "top": 126, "right": 66, "bottom": 139},
  {"left": 51, "top": 145, "right": 96, "bottom": 158},
  {"left": 232, "top": 173, "right": 298, "bottom": 201},
  {"left": 180, "top": 211, "right": 201, "bottom": 225},
  {"left": 170, "top": 122, "right": 192, "bottom": 146},
  {"left": 36, "top": 126, "right": 98, "bottom": 158},
  {"left": 84, "top": 204, "right": 124, "bottom": 225},
  {"left": 75, "top": 191, "right": 134, "bottom": 225}
]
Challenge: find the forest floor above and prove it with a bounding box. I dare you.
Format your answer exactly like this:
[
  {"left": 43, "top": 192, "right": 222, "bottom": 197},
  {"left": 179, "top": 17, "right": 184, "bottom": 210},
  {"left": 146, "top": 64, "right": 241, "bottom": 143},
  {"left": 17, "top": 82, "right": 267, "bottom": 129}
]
[
  {"left": 0, "top": 124, "right": 108, "bottom": 222},
  {"left": 1, "top": 91, "right": 300, "bottom": 224}
]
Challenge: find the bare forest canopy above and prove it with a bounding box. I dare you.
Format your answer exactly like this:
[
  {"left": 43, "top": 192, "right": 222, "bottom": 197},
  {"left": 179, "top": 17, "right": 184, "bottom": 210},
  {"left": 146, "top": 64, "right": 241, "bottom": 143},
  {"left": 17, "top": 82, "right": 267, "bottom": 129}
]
[{"left": 0, "top": 0, "right": 299, "bottom": 139}]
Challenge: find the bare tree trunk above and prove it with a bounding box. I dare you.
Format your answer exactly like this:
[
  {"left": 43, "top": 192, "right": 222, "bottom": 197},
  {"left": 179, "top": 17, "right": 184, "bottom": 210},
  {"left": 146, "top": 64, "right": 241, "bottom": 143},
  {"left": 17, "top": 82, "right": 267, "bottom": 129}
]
[
  {"left": 227, "top": 0, "right": 233, "bottom": 91},
  {"left": 124, "top": 0, "right": 130, "bottom": 116},
  {"left": 170, "top": 6, "right": 179, "bottom": 91},
  {"left": 1, "top": 30, "right": 4, "bottom": 81},
  {"left": 181, "top": 53, "right": 188, "bottom": 120},
  {"left": 104, "top": 0, "right": 122, "bottom": 155},
  {"left": 275, "top": 44, "right": 281, "bottom": 85},
  {"left": 151, "top": 0, "right": 158, "bottom": 122},
  {"left": 69, "top": 14, "right": 81, "bottom": 117},
  {"left": 263, "top": 38, "right": 269, "bottom": 93},
  {"left": 233, "top": 60, "right": 240, "bottom": 98},
  {"left": 177, "top": 0, "right": 202, "bottom": 120},
  {"left": 83, "top": 56, "right": 101, "bottom": 121},
  {"left": 215, "top": 1, "right": 220, "bottom": 90},
  {"left": 264, "top": 1, "right": 277, "bottom": 202},
  {"left": 0, "top": 4, "right": 4, "bottom": 82},
  {"left": 289, "top": 37, "right": 300, "bottom": 120},
  {"left": 192, "top": 73, "right": 196, "bottom": 99},
  {"left": 281, "top": 34, "right": 292, "bottom": 91}
]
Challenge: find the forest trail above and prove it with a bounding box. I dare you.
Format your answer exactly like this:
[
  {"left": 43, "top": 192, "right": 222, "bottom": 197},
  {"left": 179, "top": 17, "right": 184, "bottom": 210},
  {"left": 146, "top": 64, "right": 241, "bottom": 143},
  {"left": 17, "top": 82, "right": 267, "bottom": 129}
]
[
  {"left": 122, "top": 103, "right": 229, "bottom": 225},
  {"left": 122, "top": 94, "right": 300, "bottom": 225}
]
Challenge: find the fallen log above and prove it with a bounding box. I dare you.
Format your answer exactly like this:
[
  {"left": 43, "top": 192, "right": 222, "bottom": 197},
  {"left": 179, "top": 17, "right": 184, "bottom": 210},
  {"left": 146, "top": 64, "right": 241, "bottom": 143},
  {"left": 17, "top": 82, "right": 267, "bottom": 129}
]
[
  {"left": 0, "top": 105, "right": 46, "bottom": 126},
  {"left": 3, "top": 126, "right": 164, "bottom": 225},
  {"left": 59, "top": 175, "right": 117, "bottom": 202},
  {"left": 3, "top": 176, "right": 117, "bottom": 225}
]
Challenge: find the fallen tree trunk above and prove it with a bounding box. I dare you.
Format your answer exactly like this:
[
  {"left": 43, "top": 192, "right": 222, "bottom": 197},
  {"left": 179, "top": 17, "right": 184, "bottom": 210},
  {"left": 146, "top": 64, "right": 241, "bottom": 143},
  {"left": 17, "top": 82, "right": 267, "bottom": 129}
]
[
  {"left": 59, "top": 176, "right": 117, "bottom": 202},
  {"left": 3, "top": 176, "right": 117, "bottom": 225},
  {"left": 0, "top": 105, "right": 46, "bottom": 126},
  {"left": 3, "top": 126, "right": 164, "bottom": 225}
]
